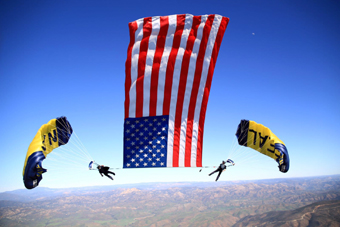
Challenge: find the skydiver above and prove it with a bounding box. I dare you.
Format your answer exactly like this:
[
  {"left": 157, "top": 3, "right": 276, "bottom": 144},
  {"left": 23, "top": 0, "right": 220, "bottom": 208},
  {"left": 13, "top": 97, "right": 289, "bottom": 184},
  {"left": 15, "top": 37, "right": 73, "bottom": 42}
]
[
  {"left": 97, "top": 165, "right": 115, "bottom": 180},
  {"left": 209, "top": 160, "right": 227, "bottom": 181}
]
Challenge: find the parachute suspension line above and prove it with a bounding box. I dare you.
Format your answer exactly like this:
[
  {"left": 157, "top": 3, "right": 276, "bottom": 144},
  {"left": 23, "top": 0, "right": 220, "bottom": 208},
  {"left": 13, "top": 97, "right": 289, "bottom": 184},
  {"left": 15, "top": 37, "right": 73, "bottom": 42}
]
[
  {"left": 54, "top": 125, "right": 93, "bottom": 162},
  {"left": 56, "top": 143, "right": 90, "bottom": 162},
  {"left": 226, "top": 136, "right": 236, "bottom": 159},
  {"left": 45, "top": 151, "right": 89, "bottom": 169},
  {"left": 233, "top": 151, "right": 260, "bottom": 165},
  {"left": 225, "top": 131, "right": 265, "bottom": 168},
  {"left": 55, "top": 146, "right": 90, "bottom": 163},
  {"left": 236, "top": 158, "right": 274, "bottom": 173},
  {"left": 67, "top": 130, "right": 93, "bottom": 161},
  {"left": 233, "top": 147, "right": 275, "bottom": 169},
  {"left": 229, "top": 146, "right": 250, "bottom": 161},
  {"left": 43, "top": 155, "right": 90, "bottom": 185},
  {"left": 229, "top": 147, "right": 261, "bottom": 166},
  {"left": 43, "top": 126, "right": 93, "bottom": 173},
  {"left": 226, "top": 131, "right": 247, "bottom": 160},
  {"left": 45, "top": 161, "right": 87, "bottom": 173},
  {"left": 45, "top": 155, "right": 87, "bottom": 169},
  {"left": 45, "top": 163, "right": 85, "bottom": 171},
  {"left": 43, "top": 155, "right": 90, "bottom": 183},
  {"left": 57, "top": 126, "right": 93, "bottom": 162},
  {"left": 50, "top": 139, "right": 90, "bottom": 164},
  {"left": 228, "top": 126, "right": 248, "bottom": 159},
  {"left": 226, "top": 135, "right": 240, "bottom": 160},
  {"left": 56, "top": 124, "right": 93, "bottom": 161}
]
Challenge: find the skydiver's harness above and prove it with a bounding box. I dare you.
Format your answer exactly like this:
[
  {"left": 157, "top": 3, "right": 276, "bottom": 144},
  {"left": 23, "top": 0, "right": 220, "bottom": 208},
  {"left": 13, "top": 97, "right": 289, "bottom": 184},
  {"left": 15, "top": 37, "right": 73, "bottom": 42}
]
[{"left": 220, "top": 163, "right": 235, "bottom": 171}]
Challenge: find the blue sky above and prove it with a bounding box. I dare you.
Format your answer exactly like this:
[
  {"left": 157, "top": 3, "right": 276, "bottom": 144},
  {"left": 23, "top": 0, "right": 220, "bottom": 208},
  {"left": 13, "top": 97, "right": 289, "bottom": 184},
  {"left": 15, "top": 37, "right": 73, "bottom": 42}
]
[{"left": 1, "top": 0, "right": 339, "bottom": 192}]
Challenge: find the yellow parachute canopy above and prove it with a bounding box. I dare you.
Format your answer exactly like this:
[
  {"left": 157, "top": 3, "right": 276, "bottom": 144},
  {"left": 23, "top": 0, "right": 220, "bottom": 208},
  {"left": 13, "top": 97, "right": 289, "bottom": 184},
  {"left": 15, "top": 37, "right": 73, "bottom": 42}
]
[
  {"left": 23, "top": 117, "right": 73, "bottom": 189},
  {"left": 236, "top": 120, "right": 289, "bottom": 173}
]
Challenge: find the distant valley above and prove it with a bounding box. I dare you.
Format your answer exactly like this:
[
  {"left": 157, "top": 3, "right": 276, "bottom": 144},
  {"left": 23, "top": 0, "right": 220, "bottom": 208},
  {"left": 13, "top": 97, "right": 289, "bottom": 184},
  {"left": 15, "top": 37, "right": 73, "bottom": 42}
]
[
  {"left": 1, "top": 175, "right": 340, "bottom": 227},
  {"left": 234, "top": 200, "right": 340, "bottom": 227}
]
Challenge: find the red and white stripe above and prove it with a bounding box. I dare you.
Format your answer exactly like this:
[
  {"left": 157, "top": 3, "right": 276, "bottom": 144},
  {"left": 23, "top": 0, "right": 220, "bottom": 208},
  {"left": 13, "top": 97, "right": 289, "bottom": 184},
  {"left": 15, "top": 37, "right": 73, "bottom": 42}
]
[{"left": 125, "top": 14, "right": 229, "bottom": 167}]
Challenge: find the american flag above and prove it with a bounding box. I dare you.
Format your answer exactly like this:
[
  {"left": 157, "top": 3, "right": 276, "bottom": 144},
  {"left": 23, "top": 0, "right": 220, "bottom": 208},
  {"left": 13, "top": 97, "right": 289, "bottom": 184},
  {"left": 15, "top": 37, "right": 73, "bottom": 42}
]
[{"left": 124, "top": 14, "right": 229, "bottom": 168}]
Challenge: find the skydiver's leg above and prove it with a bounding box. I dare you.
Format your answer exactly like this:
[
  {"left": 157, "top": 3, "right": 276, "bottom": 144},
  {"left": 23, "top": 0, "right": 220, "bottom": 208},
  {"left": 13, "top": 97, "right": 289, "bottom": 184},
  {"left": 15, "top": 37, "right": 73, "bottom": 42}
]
[
  {"left": 104, "top": 173, "right": 113, "bottom": 180},
  {"left": 209, "top": 169, "right": 219, "bottom": 176},
  {"left": 215, "top": 170, "right": 222, "bottom": 181},
  {"left": 107, "top": 171, "right": 115, "bottom": 176}
]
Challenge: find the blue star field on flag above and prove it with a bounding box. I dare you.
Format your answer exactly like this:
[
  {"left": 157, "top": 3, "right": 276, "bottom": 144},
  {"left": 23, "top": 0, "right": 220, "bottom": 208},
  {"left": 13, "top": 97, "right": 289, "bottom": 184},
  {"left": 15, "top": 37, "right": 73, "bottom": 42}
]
[{"left": 123, "top": 115, "right": 169, "bottom": 168}]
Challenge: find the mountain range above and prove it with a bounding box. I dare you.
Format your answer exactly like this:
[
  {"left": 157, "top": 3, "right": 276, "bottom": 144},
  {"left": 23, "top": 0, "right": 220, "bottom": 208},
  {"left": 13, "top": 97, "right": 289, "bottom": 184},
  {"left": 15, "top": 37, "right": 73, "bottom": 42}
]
[{"left": 1, "top": 175, "right": 339, "bottom": 226}]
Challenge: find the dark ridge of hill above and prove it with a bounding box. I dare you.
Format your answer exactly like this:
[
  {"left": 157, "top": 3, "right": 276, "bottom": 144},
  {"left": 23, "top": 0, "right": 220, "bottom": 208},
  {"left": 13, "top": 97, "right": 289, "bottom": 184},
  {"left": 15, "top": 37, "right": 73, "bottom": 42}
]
[{"left": 233, "top": 200, "right": 340, "bottom": 227}]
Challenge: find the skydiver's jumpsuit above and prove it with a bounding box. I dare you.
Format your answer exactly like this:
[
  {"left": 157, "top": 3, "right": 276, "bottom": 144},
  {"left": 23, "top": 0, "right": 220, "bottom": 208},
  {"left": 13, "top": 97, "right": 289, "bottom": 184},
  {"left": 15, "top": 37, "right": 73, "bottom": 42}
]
[
  {"left": 209, "top": 162, "right": 226, "bottom": 181},
  {"left": 98, "top": 166, "right": 115, "bottom": 180}
]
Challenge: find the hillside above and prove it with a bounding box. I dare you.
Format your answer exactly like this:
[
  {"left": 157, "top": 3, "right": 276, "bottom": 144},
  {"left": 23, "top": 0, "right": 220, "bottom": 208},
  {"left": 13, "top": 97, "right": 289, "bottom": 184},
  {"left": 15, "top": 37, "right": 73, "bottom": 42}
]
[
  {"left": 0, "top": 175, "right": 339, "bottom": 226},
  {"left": 234, "top": 200, "right": 340, "bottom": 227}
]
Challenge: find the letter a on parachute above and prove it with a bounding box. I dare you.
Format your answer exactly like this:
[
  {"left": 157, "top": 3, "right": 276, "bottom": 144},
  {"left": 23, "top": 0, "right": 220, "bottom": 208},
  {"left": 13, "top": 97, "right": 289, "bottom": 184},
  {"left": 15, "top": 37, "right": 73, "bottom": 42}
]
[
  {"left": 235, "top": 120, "right": 289, "bottom": 173},
  {"left": 23, "top": 117, "right": 73, "bottom": 189}
]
